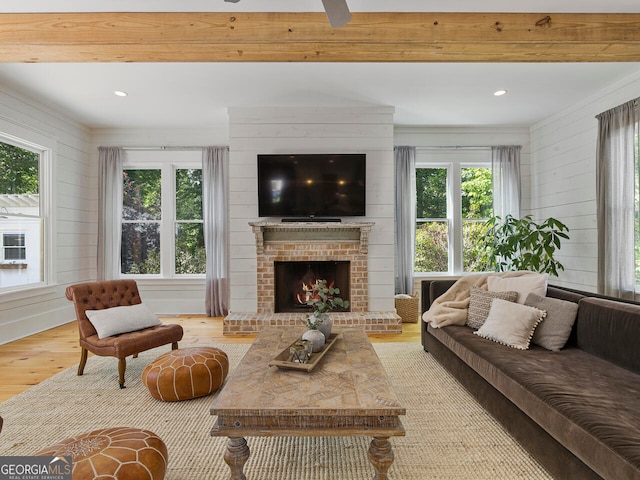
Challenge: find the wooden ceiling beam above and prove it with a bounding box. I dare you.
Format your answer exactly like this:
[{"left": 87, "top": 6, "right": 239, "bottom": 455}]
[{"left": 1, "top": 12, "right": 639, "bottom": 63}]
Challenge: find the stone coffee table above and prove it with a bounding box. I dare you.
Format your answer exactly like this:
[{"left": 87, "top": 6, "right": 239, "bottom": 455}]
[{"left": 210, "top": 327, "right": 406, "bottom": 479}]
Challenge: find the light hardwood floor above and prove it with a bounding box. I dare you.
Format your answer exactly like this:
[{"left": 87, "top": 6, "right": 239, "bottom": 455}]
[{"left": 0, "top": 316, "right": 421, "bottom": 402}]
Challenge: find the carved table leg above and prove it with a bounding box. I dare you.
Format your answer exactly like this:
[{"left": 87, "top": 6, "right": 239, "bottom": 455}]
[
  {"left": 223, "top": 437, "right": 250, "bottom": 480},
  {"left": 368, "top": 436, "right": 394, "bottom": 480}
]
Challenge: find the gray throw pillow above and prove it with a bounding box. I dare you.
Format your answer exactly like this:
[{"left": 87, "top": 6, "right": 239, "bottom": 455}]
[
  {"left": 525, "top": 293, "right": 579, "bottom": 351},
  {"left": 467, "top": 287, "right": 518, "bottom": 330}
]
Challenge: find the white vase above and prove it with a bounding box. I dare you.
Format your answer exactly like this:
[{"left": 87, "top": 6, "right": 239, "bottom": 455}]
[
  {"left": 311, "top": 312, "right": 333, "bottom": 340},
  {"left": 302, "top": 329, "right": 325, "bottom": 353}
]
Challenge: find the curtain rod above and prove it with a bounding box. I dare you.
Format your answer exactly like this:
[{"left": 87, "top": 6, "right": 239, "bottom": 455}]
[
  {"left": 121, "top": 146, "right": 208, "bottom": 151},
  {"left": 415, "top": 146, "right": 492, "bottom": 150}
]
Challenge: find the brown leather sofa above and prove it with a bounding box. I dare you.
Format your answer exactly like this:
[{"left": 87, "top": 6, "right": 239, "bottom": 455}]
[
  {"left": 66, "top": 280, "right": 184, "bottom": 388},
  {"left": 422, "top": 280, "right": 640, "bottom": 480}
]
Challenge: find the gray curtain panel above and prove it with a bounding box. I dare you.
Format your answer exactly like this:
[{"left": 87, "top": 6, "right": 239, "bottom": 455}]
[
  {"left": 97, "top": 146, "right": 123, "bottom": 280},
  {"left": 596, "top": 99, "right": 639, "bottom": 299},
  {"left": 394, "top": 146, "right": 416, "bottom": 294},
  {"left": 203, "top": 146, "right": 230, "bottom": 316},
  {"left": 491, "top": 145, "right": 521, "bottom": 219}
]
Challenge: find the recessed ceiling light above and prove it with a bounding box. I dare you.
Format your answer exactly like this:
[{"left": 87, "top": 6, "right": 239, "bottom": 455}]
[
  {"left": 114, "top": 90, "right": 128, "bottom": 97},
  {"left": 494, "top": 90, "right": 507, "bottom": 96}
]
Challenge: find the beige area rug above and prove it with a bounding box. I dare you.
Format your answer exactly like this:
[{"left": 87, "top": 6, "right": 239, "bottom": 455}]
[{"left": 0, "top": 342, "right": 552, "bottom": 480}]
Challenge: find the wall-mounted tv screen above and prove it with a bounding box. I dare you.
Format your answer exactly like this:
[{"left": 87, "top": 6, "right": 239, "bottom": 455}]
[{"left": 257, "top": 153, "right": 366, "bottom": 219}]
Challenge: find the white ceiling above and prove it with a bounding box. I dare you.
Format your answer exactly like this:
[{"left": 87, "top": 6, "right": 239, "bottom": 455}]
[{"left": 0, "top": 1, "right": 639, "bottom": 129}]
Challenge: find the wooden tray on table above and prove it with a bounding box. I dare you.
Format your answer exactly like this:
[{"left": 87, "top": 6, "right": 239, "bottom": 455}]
[{"left": 268, "top": 333, "right": 340, "bottom": 372}]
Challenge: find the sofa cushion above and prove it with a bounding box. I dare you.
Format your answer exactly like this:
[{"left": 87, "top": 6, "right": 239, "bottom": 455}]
[
  {"left": 85, "top": 303, "right": 161, "bottom": 339},
  {"left": 475, "top": 299, "right": 545, "bottom": 349},
  {"left": 487, "top": 272, "right": 548, "bottom": 303},
  {"left": 428, "top": 324, "right": 640, "bottom": 480},
  {"left": 576, "top": 297, "right": 640, "bottom": 375},
  {"left": 467, "top": 287, "right": 518, "bottom": 329},
  {"left": 525, "top": 293, "right": 579, "bottom": 351}
]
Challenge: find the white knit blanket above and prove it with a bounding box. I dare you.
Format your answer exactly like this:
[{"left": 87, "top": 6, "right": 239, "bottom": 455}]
[{"left": 422, "top": 271, "right": 541, "bottom": 328}]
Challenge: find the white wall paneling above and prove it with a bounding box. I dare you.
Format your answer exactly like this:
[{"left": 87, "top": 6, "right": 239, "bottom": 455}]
[
  {"left": 0, "top": 85, "right": 92, "bottom": 344},
  {"left": 529, "top": 71, "right": 640, "bottom": 292},
  {"left": 228, "top": 106, "right": 396, "bottom": 313}
]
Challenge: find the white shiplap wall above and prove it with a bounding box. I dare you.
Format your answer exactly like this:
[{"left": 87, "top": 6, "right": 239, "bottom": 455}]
[
  {"left": 529, "top": 71, "right": 640, "bottom": 292},
  {"left": 0, "top": 86, "right": 92, "bottom": 345},
  {"left": 228, "top": 106, "right": 396, "bottom": 313}
]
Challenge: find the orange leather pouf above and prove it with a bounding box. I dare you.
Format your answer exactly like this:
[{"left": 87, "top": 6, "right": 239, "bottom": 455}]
[
  {"left": 142, "top": 346, "right": 229, "bottom": 402},
  {"left": 36, "top": 427, "right": 168, "bottom": 480}
]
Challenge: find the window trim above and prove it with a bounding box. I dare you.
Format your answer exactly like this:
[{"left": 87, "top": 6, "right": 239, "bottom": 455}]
[
  {"left": 415, "top": 148, "right": 492, "bottom": 276},
  {"left": 0, "top": 115, "right": 56, "bottom": 296}
]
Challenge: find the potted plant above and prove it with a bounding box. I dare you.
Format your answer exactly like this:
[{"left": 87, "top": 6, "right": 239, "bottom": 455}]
[
  {"left": 303, "top": 279, "right": 350, "bottom": 341},
  {"left": 481, "top": 214, "right": 570, "bottom": 276}
]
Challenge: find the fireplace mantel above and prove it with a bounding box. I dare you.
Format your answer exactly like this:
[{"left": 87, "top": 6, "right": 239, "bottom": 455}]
[{"left": 249, "top": 221, "right": 374, "bottom": 254}]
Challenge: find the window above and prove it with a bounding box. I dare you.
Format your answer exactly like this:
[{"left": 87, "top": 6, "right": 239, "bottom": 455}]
[
  {"left": 175, "top": 168, "right": 205, "bottom": 274},
  {"left": 0, "top": 137, "right": 50, "bottom": 291},
  {"left": 3, "top": 233, "right": 26, "bottom": 261},
  {"left": 121, "top": 152, "right": 204, "bottom": 278},
  {"left": 415, "top": 149, "right": 493, "bottom": 275}
]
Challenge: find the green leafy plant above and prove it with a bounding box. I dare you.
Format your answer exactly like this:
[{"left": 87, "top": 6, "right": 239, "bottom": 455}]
[
  {"left": 481, "top": 214, "right": 570, "bottom": 276},
  {"left": 304, "top": 279, "right": 350, "bottom": 329}
]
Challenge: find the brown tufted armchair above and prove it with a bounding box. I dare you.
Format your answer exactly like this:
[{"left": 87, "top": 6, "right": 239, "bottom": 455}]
[{"left": 65, "top": 280, "right": 184, "bottom": 389}]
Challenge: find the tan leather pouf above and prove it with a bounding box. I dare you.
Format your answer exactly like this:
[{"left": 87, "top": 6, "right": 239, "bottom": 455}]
[
  {"left": 36, "top": 427, "right": 168, "bottom": 480},
  {"left": 142, "top": 346, "right": 229, "bottom": 402}
]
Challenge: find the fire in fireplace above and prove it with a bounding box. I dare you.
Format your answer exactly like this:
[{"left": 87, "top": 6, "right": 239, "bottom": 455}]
[{"left": 274, "top": 261, "right": 350, "bottom": 313}]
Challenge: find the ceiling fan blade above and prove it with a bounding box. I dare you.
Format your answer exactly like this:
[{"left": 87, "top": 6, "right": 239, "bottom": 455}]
[{"left": 321, "top": 0, "right": 351, "bottom": 28}]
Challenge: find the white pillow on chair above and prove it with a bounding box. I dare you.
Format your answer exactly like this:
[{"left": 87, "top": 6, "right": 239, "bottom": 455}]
[{"left": 86, "top": 303, "right": 161, "bottom": 339}]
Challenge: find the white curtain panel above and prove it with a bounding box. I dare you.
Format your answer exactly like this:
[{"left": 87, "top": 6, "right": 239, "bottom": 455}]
[
  {"left": 491, "top": 145, "right": 522, "bottom": 219},
  {"left": 596, "top": 99, "right": 639, "bottom": 299},
  {"left": 394, "top": 146, "right": 416, "bottom": 294},
  {"left": 97, "top": 146, "right": 123, "bottom": 280},
  {"left": 203, "top": 146, "right": 230, "bottom": 316}
]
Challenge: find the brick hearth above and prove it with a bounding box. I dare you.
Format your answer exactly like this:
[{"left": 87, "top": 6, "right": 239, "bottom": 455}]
[
  {"left": 223, "top": 221, "right": 401, "bottom": 335},
  {"left": 223, "top": 311, "right": 402, "bottom": 335}
]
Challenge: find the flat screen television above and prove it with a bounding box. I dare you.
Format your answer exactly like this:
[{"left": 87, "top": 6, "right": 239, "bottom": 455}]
[{"left": 257, "top": 153, "right": 366, "bottom": 219}]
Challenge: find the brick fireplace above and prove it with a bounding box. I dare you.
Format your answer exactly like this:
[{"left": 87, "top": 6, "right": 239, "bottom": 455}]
[{"left": 223, "top": 221, "right": 401, "bottom": 335}]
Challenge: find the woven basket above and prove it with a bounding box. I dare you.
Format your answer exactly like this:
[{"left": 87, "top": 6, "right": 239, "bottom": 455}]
[{"left": 395, "top": 294, "right": 420, "bottom": 323}]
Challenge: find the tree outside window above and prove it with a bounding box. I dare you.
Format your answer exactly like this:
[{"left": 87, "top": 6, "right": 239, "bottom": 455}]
[
  {"left": 461, "top": 167, "right": 492, "bottom": 272},
  {"left": 0, "top": 143, "right": 39, "bottom": 196},
  {"left": 415, "top": 167, "right": 448, "bottom": 272},
  {"left": 121, "top": 169, "right": 161, "bottom": 275},
  {"left": 175, "top": 168, "right": 205, "bottom": 275}
]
